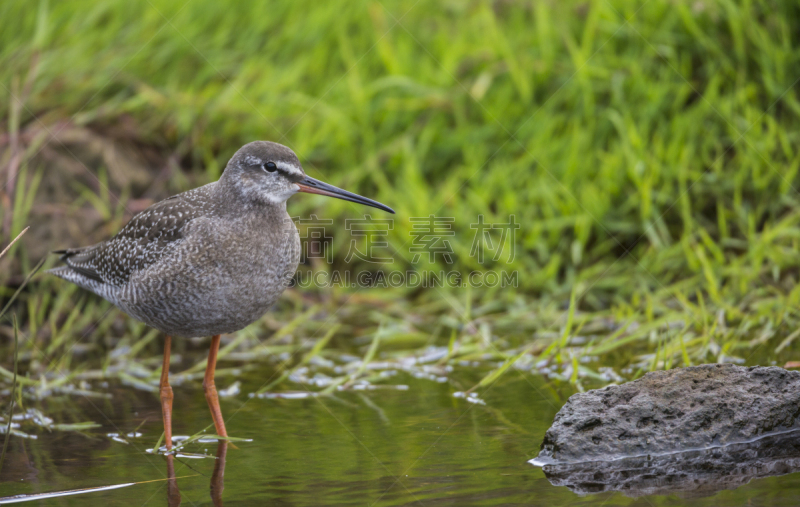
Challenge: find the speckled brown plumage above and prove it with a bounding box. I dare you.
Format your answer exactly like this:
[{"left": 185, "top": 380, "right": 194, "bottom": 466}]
[
  {"left": 54, "top": 187, "right": 217, "bottom": 287},
  {"left": 49, "top": 141, "right": 303, "bottom": 338}
]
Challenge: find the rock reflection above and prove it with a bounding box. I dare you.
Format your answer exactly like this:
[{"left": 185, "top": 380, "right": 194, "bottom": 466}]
[
  {"left": 166, "top": 441, "right": 228, "bottom": 506},
  {"left": 536, "top": 430, "right": 800, "bottom": 498}
]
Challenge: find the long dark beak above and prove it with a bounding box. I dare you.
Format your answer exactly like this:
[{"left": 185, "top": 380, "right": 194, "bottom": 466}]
[{"left": 296, "top": 176, "right": 395, "bottom": 214}]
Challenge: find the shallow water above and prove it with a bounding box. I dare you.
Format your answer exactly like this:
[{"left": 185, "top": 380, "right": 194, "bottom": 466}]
[{"left": 2, "top": 368, "right": 800, "bottom": 506}]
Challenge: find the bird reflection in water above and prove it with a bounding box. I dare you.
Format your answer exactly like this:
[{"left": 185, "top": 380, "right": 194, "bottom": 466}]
[
  {"left": 166, "top": 455, "right": 181, "bottom": 507},
  {"left": 166, "top": 441, "right": 228, "bottom": 506}
]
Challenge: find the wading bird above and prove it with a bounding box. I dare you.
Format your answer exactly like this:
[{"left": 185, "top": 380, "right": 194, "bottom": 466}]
[{"left": 49, "top": 141, "right": 394, "bottom": 449}]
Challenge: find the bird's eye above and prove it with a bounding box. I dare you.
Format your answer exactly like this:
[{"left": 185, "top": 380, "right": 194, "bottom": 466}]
[{"left": 264, "top": 162, "right": 278, "bottom": 173}]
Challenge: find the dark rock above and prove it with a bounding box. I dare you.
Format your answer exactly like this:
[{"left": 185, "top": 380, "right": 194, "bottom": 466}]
[
  {"left": 539, "top": 429, "right": 800, "bottom": 498},
  {"left": 535, "top": 364, "right": 800, "bottom": 464}
]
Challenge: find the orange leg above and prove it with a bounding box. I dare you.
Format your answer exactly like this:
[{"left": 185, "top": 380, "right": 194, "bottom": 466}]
[
  {"left": 160, "top": 335, "right": 174, "bottom": 451},
  {"left": 203, "top": 335, "right": 228, "bottom": 438}
]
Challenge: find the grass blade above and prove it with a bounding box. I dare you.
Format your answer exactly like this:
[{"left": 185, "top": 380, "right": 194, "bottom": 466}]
[
  {"left": 0, "top": 256, "right": 46, "bottom": 321},
  {"left": 0, "top": 314, "right": 19, "bottom": 470},
  {"left": 467, "top": 344, "right": 534, "bottom": 394},
  {"left": 0, "top": 226, "right": 29, "bottom": 260}
]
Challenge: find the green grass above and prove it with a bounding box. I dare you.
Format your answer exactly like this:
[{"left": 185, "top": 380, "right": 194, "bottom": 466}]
[{"left": 3, "top": 0, "right": 800, "bottom": 420}]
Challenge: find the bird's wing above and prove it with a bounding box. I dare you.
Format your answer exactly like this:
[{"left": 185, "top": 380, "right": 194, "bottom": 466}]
[
  {"left": 54, "top": 185, "right": 215, "bottom": 287},
  {"left": 53, "top": 243, "right": 106, "bottom": 283}
]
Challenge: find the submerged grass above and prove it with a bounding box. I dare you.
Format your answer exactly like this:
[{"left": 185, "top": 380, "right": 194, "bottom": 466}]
[{"left": 2, "top": 0, "right": 800, "bottom": 435}]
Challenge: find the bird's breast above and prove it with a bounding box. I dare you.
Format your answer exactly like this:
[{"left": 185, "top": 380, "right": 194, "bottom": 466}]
[
  {"left": 219, "top": 213, "right": 300, "bottom": 313},
  {"left": 118, "top": 210, "right": 300, "bottom": 337}
]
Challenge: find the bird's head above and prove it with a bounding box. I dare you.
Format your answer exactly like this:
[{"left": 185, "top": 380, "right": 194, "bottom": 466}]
[{"left": 223, "top": 141, "right": 394, "bottom": 213}]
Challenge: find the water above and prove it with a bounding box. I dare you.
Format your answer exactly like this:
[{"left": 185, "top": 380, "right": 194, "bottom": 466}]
[{"left": 2, "top": 369, "right": 800, "bottom": 506}]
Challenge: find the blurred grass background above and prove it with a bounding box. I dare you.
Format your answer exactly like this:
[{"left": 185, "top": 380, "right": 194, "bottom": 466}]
[{"left": 3, "top": 0, "right": 800, "bottom": 410}]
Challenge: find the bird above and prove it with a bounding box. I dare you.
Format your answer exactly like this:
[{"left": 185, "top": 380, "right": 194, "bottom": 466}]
[{"left": 48, "top": 140, "right": 394, "bottom": 450}]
